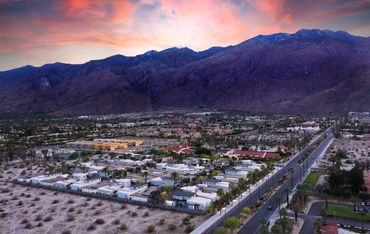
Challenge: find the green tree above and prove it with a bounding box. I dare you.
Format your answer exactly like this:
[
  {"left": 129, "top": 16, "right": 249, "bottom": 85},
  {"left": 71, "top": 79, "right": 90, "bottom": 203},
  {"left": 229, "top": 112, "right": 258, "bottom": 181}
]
[
  {"left": 171, "top": 171, "right": 179, "bottom": 188},
  {"left": 259, "top": 219, "right": 270, "bottom": 234},
  {"left": 292, "top": 203, "right": 300, "bottom": 222},
  {"left": 224, "top": 216, "right": 240, "bottom": 234},
  {"left": 215, "top": 226, "right": 229, "bottom": 234},
  {"left": 313, "top": 219, "right": 322, "bottom": 234}
]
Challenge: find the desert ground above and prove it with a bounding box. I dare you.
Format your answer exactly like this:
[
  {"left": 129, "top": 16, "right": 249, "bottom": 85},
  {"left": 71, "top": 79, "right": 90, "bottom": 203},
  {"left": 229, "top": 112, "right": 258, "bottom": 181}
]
[
  {"left": 318, "top": 138, "right": 370, "bottom": 170},
  {"left": 0, "top": 164, "right": 207, "bottom": 234}
]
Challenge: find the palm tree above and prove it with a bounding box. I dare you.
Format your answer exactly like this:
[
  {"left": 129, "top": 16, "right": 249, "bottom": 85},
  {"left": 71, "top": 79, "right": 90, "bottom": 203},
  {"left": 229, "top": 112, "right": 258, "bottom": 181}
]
[
  {"left": 143, "top": 171, "right": 149, "bottom": 182},
  {"left": 292, "top": 203, "right": 300, "bottom": 222},
  {"left": 275, "top": 197, "right": 282, "bottom": 219},
  {"left": 102, "top": 167, "right": 110, "bottom": 179},
  {"left": 41, "top": 149, "right": 49, "bottom": 163},
  {"left": 284, "top": 188, "right": 290, "bottom": 206},
  {"left": 320, "top": 208, "right": 327, "bottom": 224},
  {"left": 313, "top": 218, "right": 323, "bottom": 234},
  {"left": 259, "top": 219, "right": 269, "bottom": 234},
  {"left": 171, "top": 171, "right": 179, "bottom": 188}
]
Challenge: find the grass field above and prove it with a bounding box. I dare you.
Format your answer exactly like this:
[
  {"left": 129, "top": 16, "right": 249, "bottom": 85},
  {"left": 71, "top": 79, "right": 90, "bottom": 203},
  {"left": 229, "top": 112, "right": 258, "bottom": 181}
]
[
  {"left": 305, "top": 171, "right": 321, "bottom": 188},
  {"left": 326, "top": 204, "right": 370, "bottom": 222}
]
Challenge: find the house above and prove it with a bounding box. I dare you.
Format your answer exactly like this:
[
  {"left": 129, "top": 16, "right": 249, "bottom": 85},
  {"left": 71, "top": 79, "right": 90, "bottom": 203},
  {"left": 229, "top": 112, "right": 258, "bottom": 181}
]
[
  {"left": 214, "top": 158, "right": 230, "bottom": 168},
  {"left": 187, "top": 196, "right": 212, "bottom": 211},
  {"left": 17, "top": 176, "right": 31, "bottom": 183},
  {"left": 117, "top": 185, "right": 148, "bottom": 200},
  {"left": 165, "top": 145, "right": 192, "bottom": 154},
  {"left": 113, "top": 178, "right": 131, "bottom": 187},
  {"left": 171, "top": 190, "right": 195, "bottom": 207},
  {"left": 70, "top": 178, "right": 101, "bottom": 191},
  {"left": 55, "top": 179, "right": 76, "bottom": 189},
  {"left": 40, "top": 176, "right": 69, "bottom": 187},
  {"left": 196, "top": 191, "right": 217, "bottom": 201},
  {"left": 269, "top": 145, "right": 289, "bottom": 153},
  {"left": 72, "top": 173, "right": 88, "bottom": 181},
  {"left": 180, "top": 186, "right": 199, "bottom": 193},
  {"left": 96, "top": 185, "right": 121, "bottom": 196},
  {"left": 201, "top": 179, "right": 229, "bottom": 189},
  {"left": 149, "top": 177, "right": 175, "bottom": 187},
  {"left": 81, "top": 181, "right": 110, "bottom": 194},
  {"left": 31, "top": 173, "right": 67, "bottom": 185},
  {"left": 224, "top": 168, "right": 248, "bottom": 178}
]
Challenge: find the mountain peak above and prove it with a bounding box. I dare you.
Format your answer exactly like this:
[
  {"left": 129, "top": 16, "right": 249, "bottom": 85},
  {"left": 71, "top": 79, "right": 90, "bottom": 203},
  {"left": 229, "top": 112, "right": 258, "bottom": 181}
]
[{"left": 242, "top": 28, "right": 362, "bottom": 45}]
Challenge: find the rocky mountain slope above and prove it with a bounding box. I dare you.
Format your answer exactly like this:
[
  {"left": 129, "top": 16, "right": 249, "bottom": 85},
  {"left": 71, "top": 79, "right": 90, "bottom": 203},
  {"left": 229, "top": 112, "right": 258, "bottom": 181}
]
[{"left": 0, "top": 29, "right": 369, "bottom": 115}]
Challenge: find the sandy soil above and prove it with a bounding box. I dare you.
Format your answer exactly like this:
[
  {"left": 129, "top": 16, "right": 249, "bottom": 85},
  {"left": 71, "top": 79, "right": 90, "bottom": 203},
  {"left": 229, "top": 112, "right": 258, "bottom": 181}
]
[{"left": 0, "top": 164, "right": 207, "bottom": 234}]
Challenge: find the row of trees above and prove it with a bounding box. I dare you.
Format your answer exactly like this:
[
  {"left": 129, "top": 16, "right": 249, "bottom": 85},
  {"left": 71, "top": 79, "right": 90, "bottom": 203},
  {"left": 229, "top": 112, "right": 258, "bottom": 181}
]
[
  {"left": 209, "top": 165, "right": 273, "bottom": 214},
  {"left": 215, "top": 208, "right": 251, "bottom": 234}
]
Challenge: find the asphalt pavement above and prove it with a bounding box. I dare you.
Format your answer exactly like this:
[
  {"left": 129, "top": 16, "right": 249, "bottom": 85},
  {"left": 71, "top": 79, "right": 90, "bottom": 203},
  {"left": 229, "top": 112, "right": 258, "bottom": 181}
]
[{"left": 192, "top": 128, "right": 333, "bottom": 234}]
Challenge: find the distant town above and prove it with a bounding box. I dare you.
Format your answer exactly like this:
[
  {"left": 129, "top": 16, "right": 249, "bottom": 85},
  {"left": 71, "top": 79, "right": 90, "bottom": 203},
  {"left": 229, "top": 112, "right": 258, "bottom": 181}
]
[{"left": 1, "top": 111, "right": 370, "bottom": 234}]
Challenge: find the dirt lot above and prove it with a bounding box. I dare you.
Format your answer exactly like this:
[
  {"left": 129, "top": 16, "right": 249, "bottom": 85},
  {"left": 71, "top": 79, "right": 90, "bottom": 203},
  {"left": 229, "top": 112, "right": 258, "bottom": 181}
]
[
  {"left": 319, "top": 138, "right": 370, "bottom": 170},
  {"left": 0, "top": 164, "right": 207, "bottom": 234}
]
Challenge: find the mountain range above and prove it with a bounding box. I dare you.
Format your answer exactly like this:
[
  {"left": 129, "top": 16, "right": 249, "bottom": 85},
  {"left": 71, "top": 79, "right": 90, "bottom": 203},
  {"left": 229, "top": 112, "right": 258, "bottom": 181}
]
[{"left": 1, "top": 29, "right": 370, "bottom": 115}]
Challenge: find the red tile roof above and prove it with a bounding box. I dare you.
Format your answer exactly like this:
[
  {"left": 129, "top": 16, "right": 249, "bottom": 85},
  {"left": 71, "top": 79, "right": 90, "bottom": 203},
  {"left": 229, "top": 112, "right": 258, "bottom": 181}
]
[{"left": 166, "top": 145, "right": 192, "bottom": 154}]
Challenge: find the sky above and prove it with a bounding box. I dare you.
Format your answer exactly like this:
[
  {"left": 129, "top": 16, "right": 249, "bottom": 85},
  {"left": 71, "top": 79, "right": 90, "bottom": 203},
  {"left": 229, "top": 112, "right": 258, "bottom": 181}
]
[{"left": 1, "top": 0, "right": 370, "bottom": 71}]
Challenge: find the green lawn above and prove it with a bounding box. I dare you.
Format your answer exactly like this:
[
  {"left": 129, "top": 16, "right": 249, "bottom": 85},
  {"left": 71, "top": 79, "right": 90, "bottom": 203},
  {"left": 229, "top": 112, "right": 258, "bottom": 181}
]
[
  {"left": 326, "top": 204, "right": 370, "bottom": 222},
  {"left": 305, "top": 171, "right": 321, "bottom": 188}
]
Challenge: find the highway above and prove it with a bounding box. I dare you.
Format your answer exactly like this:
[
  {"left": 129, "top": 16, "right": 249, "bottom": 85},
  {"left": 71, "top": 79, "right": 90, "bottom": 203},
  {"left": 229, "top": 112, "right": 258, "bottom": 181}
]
[{"left": 191, "top": 127, "right": 333, "bottom": 234}]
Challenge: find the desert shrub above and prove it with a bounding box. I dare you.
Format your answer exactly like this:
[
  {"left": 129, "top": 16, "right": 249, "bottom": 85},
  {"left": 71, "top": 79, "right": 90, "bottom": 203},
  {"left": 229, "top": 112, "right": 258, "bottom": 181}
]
[
  {"left": 146, "top": 225, "right": 155, "bottom": 233},
  {"left": 33, "top": 197, "right": 40, "bottom": 201},
  {"left": 120, "top": 204, "right": 127, "bottom": 209},
  {"left": 52, "top": 199, "right": 59, "bottom": 204},
  {"left": 95, "top": 218, "right": 105, "bottom": 225},
  {"left": 66, "top": 215, "right": 75, "bottom": 222},
  {"left": 119, "top": 224, "right": 128, "bottom": 231},
  {"left": 168, "top": 224, "right": 177, "bottom": 231},
  {"left": 67, "top": 207, "right": 75, "bottom": 212},
  {"left": 67, "top": 199, "right": 74, "bottom": 204},
  {"left": 36, "top": 222, "right": 42, "bottom": 227},
  {"left": 143, "top": 211, "right": 149, "bottom": 217},
  {"left": 158, "top": 218, "right": 165, "bottom": 225},
  {"left": 21, "top": 219, "right": 29, "bottom": 224},
  {"left": 182, "top": 217, "right": 191, "bottom": 225},
  {"left": 17, "top": 201, "right": 23, "bottom": 206},
  {"left": 24, "top": 223, "right": 32, "bottom": 229},
  {"left": 62, "top": 231, "right": 72, "bottom": 234},
  {"left": 112, "top": 219, "right": 120, "bottom": 225},
  {"left": 87, "top": 224, "right": 96, "bottom": 231},
  {"left": 44, "top": 216, "right": 53, "bottom": 222},
  {"left": 185, "top": 225, "right": 195, "bottom": 233},
  {"left": 131, "top": 212, "right": 137, "bottom": 217},
  {"left": 35, "top": 214, "right": 42, "bottom": 221}
]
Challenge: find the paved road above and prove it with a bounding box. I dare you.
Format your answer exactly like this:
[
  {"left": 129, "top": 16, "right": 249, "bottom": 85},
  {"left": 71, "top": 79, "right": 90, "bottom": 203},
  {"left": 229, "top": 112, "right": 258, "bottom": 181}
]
[
  {"left": 299, "top": 201, "right": 370, "bottom": 234},
  {"left": 191, "top": 128, "right": 333, "bottom": 234},
  {"left": 237, "top": 130, "right": 333, "bottom": 234}
]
